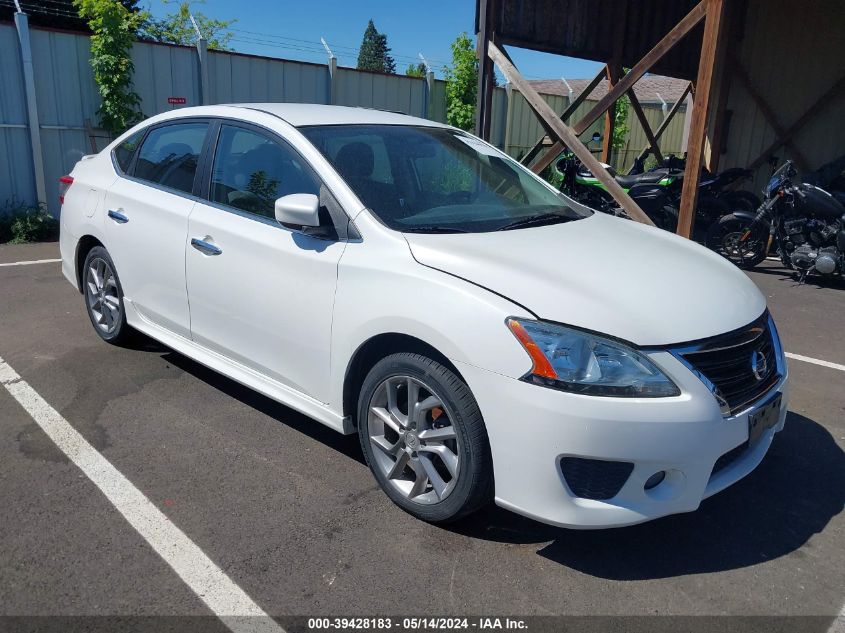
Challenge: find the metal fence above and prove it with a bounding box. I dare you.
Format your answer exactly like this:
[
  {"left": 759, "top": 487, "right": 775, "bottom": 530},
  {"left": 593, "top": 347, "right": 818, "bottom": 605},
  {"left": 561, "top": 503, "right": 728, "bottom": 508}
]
[{"left": 0, "top": 19, "right": 686, "bottom": 217}]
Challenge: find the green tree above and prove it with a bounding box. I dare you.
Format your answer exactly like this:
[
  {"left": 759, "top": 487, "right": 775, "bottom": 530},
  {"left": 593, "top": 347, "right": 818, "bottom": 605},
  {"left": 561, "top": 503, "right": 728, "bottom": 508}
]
[
  {"left": 443, "top": 32, "right": 477, "bottom": 131},
  {"left": 75, "top": 0, "right": 144, "bottom": 135},
  {"left": 406, "top": 62, "right": 427, "bottom": 78},
  {"left": 139, "top": 0, "right": 235, "bottom": 50},
  {"left": 356, "top": 19, "right": 396, "bottom": 74}
]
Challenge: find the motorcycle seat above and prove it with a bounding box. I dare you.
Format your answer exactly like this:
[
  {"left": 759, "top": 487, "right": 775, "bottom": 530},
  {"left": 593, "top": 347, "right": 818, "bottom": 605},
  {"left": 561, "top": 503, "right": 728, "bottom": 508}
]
[{"left": 615, "top": 172, "right": 664, "bottom": 188}]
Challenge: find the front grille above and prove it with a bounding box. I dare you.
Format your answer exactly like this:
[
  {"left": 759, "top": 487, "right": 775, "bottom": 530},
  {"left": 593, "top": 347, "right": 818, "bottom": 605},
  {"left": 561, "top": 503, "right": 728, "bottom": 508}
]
[
  {"left": 559, "top": 457, "right": 633, "bottom": 500},
  {"left": 678, "top": 313, "right": 781, "bottom": 415}
]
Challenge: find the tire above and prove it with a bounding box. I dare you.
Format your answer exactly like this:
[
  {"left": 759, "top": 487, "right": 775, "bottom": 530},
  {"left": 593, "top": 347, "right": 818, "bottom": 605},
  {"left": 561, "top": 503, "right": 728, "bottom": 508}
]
[
  {"left": 723, "top": 190, "right": 761, "bottom": 214},
  {"left": 82, "top": 246, "right": 133, "bottom": 345},
  {"left": 357, "top": 353, "right": 493, "bottom": 523},
  {"left": 705, "top": 213, "right": 768, "bottom": 269},
  {"left": 652, "top": 205, "right": 679, "bottom": 232}
]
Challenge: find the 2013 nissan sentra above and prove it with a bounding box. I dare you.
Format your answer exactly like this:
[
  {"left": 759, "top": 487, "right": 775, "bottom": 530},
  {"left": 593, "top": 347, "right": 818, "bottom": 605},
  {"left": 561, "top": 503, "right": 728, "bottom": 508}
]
[{"left": 59, "top": 104, "right": 789, "bottom": 528}]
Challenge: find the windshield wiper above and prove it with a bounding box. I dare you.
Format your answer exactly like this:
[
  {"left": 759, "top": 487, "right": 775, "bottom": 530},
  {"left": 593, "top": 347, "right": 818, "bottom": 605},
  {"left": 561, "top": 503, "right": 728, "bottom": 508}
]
[
  {"left": 401, "top": 226, "right": 470, "bottom": 234},
  {"left": 494, "top": 213, "right": 572, "bottom": 231}
]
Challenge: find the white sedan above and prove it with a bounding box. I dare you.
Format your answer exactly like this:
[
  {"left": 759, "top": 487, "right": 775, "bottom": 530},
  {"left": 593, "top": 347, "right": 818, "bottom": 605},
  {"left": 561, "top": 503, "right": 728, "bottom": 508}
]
[{"left": 59, "top": 104, "right": 788, "bottom": 528}]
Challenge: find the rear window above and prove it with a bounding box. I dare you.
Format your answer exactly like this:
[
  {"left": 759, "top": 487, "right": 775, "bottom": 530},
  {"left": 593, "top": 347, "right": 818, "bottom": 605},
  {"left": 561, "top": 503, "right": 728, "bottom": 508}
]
[{"left": 134, "top": 123, "right": 208, "bottom": 194}]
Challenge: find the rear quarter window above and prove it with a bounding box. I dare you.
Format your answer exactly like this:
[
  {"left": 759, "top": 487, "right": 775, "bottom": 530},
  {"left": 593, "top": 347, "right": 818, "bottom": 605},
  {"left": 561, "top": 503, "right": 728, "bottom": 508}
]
[{"left": 112, "top": 130, "right": 144, "bottom": 174}]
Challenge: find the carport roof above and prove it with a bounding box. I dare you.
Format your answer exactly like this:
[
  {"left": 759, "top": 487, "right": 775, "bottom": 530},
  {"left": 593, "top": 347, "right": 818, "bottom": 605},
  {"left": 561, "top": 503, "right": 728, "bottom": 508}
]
[{"left": 476, "top": 0, "right": 705, "bottom": 80}]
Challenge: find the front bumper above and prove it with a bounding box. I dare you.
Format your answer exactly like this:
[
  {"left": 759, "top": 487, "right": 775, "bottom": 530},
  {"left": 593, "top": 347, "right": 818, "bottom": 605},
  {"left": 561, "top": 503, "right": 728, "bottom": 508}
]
[{"left": 455, "top": 350, "right": 789, "bottom": 529}]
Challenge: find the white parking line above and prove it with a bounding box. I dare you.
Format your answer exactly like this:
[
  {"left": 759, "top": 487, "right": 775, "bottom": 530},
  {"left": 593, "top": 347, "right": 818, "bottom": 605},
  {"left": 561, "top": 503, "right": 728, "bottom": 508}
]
[
  {"left": 785, "top": 352, "right": 845, "bottom": 372},
  {"left": 0, "top": 355, "right": 284, "bottom": 633},
  {"left": 0, "top": 258, "right": 61, "bottom": 267}
]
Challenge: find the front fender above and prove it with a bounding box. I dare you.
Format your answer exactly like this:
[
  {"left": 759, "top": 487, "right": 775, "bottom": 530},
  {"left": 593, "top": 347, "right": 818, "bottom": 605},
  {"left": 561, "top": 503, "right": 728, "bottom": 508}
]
[{"left": 327, "top": 232, "right": 534, "bottom": 417}]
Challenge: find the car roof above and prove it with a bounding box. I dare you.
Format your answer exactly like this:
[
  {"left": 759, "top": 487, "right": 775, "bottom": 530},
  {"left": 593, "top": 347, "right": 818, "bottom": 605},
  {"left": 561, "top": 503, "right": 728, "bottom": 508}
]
[{"left": 226, "top": 103, "right": 451, "bottom": 128}]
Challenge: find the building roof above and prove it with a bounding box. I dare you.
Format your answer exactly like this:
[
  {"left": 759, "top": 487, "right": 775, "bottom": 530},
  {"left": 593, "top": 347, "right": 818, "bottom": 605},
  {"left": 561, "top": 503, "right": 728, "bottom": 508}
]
[{"left": 527, "top": 75, "right": 691, "bottom": 106}]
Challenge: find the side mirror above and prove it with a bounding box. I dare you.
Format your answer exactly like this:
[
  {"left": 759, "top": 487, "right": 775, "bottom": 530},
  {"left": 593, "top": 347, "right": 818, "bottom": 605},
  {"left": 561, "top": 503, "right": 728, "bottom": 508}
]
[{"left": 274, "top": 193, "right": 320, "bottom": 228}]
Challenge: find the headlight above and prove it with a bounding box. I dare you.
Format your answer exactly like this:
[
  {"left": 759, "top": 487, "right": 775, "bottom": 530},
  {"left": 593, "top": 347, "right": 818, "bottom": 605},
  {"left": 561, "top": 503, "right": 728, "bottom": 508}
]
[{"left": 506, "top": 318, "right": 680, "bottom": 397}]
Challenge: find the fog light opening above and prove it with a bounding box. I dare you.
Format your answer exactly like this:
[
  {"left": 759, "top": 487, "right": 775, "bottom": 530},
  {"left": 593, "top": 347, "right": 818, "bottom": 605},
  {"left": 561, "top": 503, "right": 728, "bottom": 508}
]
[{"left": 644, "top": 470, "right": 666, "bottom": 490}]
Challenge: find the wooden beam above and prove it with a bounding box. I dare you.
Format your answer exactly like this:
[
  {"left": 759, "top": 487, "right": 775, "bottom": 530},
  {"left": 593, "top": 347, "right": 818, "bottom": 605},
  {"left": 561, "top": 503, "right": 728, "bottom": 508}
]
[
  {"left": 601, "top": 64, "right": 621, "bottom": 164},
  {"left": 627, "top": 89, "right": 664, "bottom": 165},
  {"left": 633, "top": 82, "right": 692, "bottom": 165},
  {"left": 748, "top": 74, "right": 845, "bottom": 171},
  {"left": 731, "top": 56, "right": 810, "bottom": 171},
  {"left": 677, "top": 0, "right": 727, "bottom": 239},
  {"left": 475, "top": 0, "right": 495, "bottom": 140},
  {"left": 488, "top": 41, "right": 654, "bottom": 227},
  {"left": 572, "top": 1, "right": 707, "bottom": 137},
  {"left": 520, "top": 66, "right": 606, "bottom": 168}
]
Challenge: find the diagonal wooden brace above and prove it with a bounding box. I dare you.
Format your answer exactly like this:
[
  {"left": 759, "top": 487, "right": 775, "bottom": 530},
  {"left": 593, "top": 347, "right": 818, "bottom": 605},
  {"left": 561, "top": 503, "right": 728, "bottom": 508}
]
[{"left": 487, "top": 41, "right": 654, "bottom": 226}]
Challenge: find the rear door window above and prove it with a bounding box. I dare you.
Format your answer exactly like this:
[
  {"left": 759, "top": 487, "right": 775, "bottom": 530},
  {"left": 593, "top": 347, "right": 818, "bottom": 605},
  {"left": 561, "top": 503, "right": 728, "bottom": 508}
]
[{"left": 134, "top": 122, "right": 208, "bottom": 194}]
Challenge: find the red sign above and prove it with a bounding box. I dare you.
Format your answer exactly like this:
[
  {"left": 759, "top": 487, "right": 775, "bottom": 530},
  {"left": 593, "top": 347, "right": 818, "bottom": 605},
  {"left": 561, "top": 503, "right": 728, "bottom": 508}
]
[{"left": 167, "top": 97, "right": 187, "bottom": 105}]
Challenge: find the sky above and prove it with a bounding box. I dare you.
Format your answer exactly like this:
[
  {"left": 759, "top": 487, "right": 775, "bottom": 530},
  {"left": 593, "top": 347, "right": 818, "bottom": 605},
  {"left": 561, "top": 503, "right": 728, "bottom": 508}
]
[{"left": 145, "top": 0, "right": 604, "bottom": 81}]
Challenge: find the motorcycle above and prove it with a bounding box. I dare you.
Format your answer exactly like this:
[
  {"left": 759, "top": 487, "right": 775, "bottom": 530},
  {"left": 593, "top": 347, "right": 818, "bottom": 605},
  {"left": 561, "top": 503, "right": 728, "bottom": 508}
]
[
  {"left": 554, "top": 151, "right": 680, "bottom": 231},
  {"left": 705, "top": 159, "right": 845, "bottom": 280},
  {"left": 556, "top": 151, "right": 759, "bottom": 237}
]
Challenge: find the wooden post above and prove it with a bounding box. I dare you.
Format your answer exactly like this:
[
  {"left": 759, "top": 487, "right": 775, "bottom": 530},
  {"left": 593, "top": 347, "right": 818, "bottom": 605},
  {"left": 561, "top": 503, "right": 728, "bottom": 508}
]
[
  {"left": 572, "top": 1, "right": 706, "bottom": 137},
  {"left": 488, "top": 41, "right": 654, "bottom": 226},
  {"left": 677, "top": 0, "right": 727, "bottom": 239},
  {"left": 601, "top": 64, "right": 620, "bottom": 164},
  {"left": 475, "top": 0, "right": 495, "bottom": 140}
]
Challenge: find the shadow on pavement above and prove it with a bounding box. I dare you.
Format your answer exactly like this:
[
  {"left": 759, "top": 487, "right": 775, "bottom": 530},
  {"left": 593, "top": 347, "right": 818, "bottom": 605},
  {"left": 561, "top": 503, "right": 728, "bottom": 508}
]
[
  {"left": 160, "top": 350, "right": 364, "bottom": 465},
  {"left": 452, "top": 411, "right": 845, "bottom": 580}
]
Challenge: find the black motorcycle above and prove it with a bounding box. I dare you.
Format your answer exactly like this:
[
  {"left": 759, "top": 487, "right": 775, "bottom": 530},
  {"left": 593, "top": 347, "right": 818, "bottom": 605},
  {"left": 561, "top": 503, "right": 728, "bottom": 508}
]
[{"left": 706, "top": 160, "right": 845, "bottom": 279}]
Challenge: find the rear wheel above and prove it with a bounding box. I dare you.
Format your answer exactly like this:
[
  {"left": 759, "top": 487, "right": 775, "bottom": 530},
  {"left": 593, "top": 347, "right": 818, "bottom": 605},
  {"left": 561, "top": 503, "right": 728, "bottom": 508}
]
[
  {"left": 357, "top": 353, "right": 493, "bottom": 523},
  {"left": 705, "top": 214, "right": 768, "bottom": 269},
  {"left": 82, "top": 246, "right": 133, "bottom": 345}
]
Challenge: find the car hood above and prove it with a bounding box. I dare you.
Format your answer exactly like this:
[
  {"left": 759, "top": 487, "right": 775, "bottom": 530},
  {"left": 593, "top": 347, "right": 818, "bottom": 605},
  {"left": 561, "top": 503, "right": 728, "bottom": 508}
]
[{"left": 404, "top": 212, "right": 766, "bottom": 346}]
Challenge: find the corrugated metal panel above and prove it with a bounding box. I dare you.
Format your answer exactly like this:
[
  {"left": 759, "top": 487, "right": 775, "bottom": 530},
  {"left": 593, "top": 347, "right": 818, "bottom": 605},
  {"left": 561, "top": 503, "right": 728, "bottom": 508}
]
[
  {"left": 132, "top": 41, "right": 201, "bottom": 114},
  {"left": 719, "top": 0, "right": 845, "bottom": 192},
  {"left": 0, "top": 23, "right": 36, "bottom": 208},
  {"left": 429, "top": 79, "right": 448, "bottom": 123},
  {"left": 207, "top": 51, "right": 328, "bottom": 105},
  {"left": 334, "top": 68, "right": 426, "bottom": 117}
]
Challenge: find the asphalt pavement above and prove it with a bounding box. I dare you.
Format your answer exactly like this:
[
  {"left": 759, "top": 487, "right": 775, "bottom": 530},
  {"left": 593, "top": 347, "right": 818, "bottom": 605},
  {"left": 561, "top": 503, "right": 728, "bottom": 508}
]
[{"left": 0, "top": 243, "right": 842, "bottom": 632}]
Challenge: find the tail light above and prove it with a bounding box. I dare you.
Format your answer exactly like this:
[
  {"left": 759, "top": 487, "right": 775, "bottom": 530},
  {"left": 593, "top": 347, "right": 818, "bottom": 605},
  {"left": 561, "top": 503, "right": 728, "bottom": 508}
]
[{"left": 59, "top": 175, "right": 74, "bottom": 205}]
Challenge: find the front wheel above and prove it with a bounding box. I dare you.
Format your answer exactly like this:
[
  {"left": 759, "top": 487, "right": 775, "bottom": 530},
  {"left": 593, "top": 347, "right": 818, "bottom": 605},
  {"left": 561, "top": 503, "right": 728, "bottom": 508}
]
[
  {"left": 705, "top": 214, "right": 768, "bottom": 269},
  {"left": 357, "top": 353, "right": 493, "bottom": 523}
]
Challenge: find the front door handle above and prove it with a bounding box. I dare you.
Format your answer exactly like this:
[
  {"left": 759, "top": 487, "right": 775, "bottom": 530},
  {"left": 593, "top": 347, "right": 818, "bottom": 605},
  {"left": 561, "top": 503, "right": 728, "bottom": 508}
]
[
  {"left": 191, "top": 237, "right": 222, "bottom": 256},
  {"left": 108, "top": 209, "right": 129, "bottom": 224}
]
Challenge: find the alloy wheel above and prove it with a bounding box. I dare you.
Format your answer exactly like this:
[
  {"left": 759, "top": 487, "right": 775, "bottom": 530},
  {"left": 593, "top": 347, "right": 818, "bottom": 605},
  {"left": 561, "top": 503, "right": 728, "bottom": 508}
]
[
  {"left": 367, "top": 375, "right": 461, "bottom": 504},
  {"left": 85, "top": 257, "right": 121, "bottom": 334}
]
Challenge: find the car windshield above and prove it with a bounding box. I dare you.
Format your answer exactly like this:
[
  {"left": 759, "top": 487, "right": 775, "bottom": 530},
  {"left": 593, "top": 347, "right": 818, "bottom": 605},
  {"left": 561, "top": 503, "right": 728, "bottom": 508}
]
[{"left": 300, "top": 124, "right": 591, "bottom": 233}]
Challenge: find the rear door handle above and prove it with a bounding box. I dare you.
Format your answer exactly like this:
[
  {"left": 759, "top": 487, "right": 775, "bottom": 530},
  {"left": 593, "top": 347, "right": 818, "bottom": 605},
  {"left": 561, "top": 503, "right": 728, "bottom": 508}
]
[
  {"left": 191, "top": 237, "right": 222, "bottom": 256},
  {"left": 107, "top": 209, "right": 129, "bottom": 224}
]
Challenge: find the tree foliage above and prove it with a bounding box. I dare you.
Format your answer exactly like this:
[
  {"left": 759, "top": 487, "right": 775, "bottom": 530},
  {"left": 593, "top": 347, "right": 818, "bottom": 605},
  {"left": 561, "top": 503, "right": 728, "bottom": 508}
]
[
  {"left": 612, "top": 95, "right": 630, "bottom": 151},
  {"left": 405, "top": 62, "right": 427, "bottom": 78},
  {"left": 138, "top": 0, "right": 235, "bottom": 50},
  {"left": 356, "top": 20, "right": 396, "bottom": 74},
  {"left": 74, "top": 0, "right": 144, "bottom": 136},
  {"left": 0, "top": 0, "right": 139, "bottom": 32},
  {"left": 443, "top": 33, "right": 477, "bottom": 131}
]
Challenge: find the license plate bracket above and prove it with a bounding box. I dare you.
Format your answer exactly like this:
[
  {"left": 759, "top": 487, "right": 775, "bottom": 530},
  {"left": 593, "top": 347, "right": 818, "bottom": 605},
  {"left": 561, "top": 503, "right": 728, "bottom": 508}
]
[{"left": 748, "top": 393, "right": 782, "bottom": 446}]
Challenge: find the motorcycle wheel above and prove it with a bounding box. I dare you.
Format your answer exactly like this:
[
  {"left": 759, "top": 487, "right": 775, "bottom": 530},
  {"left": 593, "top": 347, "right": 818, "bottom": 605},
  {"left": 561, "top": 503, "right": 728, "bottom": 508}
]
[
  {"left": 723, "top": 190, "right": 761, "bottom": 213},
  {"left": 705, "top": 213, "right": 768, "bottom": 269},
  {"left": 651, "top": 205, "right": 679, "bottom": 232}
]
